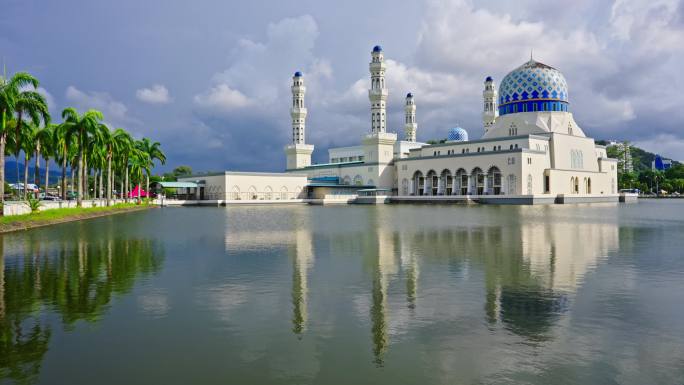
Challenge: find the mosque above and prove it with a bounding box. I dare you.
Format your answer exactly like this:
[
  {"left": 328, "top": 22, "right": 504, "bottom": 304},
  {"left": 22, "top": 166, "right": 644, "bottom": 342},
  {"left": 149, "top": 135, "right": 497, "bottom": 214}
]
[{"left": 177, "top": 45, "right": 619, "bottom": 204}]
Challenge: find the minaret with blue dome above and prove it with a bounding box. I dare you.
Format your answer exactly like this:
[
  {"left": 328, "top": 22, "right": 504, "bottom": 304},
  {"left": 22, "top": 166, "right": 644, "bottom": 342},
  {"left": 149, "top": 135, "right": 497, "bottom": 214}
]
[
  {"left": 482, "top": 76, "right": 498, "bottom": 131},
  {"left": 404, "top": 92, "right": 417, "bottom": 142},
  {"left": 368, "top": 45, "right": 388, "bottom": 134},
  {"left": 285, "top": 71, "right": 314, "bottom": 170},
  {"left": 291, "top": 71, "right": 307, "bottom": 144}
]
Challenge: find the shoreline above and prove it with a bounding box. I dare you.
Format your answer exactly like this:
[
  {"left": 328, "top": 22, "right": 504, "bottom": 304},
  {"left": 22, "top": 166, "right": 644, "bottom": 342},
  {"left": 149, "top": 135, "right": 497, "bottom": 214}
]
[{"left": 0, "top": 204, "right": 154, "bottom": 234}]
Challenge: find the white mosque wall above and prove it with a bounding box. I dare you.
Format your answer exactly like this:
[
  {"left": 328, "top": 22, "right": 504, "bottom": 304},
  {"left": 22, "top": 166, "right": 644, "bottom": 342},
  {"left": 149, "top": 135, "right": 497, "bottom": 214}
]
[{"left": 179, "top": 172, "right": 308, "bottom": 201}]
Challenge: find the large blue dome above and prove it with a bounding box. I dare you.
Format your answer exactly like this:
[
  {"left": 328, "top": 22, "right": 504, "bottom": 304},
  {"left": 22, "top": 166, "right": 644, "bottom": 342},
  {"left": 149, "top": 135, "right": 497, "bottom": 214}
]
[
  {"left": 447, "top": 126, "right": 468, "bottom": 142},
  {"left": 498, "top": 59, "right": 569, "bottom": 116}
]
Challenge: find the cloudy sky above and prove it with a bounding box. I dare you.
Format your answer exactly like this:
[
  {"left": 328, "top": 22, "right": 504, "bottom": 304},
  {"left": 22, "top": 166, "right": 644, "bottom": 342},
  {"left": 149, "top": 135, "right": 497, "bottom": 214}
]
[{"left": 2, "top": 0, "right": 682, "bottom": 171}]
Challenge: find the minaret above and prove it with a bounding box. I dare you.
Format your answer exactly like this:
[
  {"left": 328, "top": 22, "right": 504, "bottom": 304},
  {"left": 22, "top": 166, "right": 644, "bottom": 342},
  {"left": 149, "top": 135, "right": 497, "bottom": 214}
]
[
  {"left": 368, "top": 45, "right": 388, "bottom": 134},
  {"left": 285, "top": 71, "right": 314, "bottom": 170},
  {"left": 404, "top": 92, "right": 417, "bottom": 142},
  {"left": 482, "top": 76, "right": 498, "bottom": 132},
  {"left": 291, "top": 71, "right": 307, "bottom": 144}
]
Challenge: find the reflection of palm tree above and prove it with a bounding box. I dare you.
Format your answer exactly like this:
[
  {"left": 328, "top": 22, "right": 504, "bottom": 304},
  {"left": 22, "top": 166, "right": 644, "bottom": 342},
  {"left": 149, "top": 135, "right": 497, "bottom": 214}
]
[
  {"left": 0, "top": 318, "right": 51, "bottom": 383},
  {"left": 0, "top": 225, "right": 165, "bottom": 382}
]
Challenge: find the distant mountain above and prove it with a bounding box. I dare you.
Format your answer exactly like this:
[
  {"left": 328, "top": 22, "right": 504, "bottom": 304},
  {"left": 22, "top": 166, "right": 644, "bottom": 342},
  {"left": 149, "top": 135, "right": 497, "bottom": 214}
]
[{"left": 4, "top": 159, "right": 62, "bottom": 184}]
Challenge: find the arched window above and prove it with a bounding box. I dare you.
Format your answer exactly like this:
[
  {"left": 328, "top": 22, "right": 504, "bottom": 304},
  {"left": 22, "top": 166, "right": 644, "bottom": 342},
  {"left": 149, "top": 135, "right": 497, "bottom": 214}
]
[
  {"left": 353, "top": 175, "right": 363, "bottom": 186},
  {"left": 280, "top": 186, "right": 288, "bottom": 200},
  {"left": 264, "top": 186, "right": 273, "bottom": 200},
  {"left": 587, "top": 178, "right": 592, "bottom": 194},
  {"left": 231, "top": 186, "right": 240, "bottom": 200}
]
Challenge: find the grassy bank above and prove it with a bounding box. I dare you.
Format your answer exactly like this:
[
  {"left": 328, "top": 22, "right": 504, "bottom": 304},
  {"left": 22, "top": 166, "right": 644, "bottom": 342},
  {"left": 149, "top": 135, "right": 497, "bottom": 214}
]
[{"left": 0, "top": 203, "right": 153, "bottom": 233}]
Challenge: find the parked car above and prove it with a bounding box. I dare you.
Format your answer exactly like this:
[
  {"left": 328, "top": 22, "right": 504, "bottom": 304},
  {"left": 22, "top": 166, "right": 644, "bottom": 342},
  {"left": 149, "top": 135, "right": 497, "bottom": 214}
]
[{"left": 41, "top": 194, "right": 61, "bottom": 201}]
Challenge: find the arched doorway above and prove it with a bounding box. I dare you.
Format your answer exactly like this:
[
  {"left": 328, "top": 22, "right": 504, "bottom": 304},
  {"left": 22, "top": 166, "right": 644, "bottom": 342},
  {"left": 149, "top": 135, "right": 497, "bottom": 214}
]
[
  {"left": 413, "top": 170, "right": 424, "bottom": 195},
  {"left": 440, "top": 169, "right": 452, "bottom": 195},
  {"left": 487, "top": 166, "right": 502, "bottom": 195},
  {"left": 456, "top": 168, "right": 468, "bottom": 195},
  {"left": 472, "top": 167, "right": 484, "bottom": 195},
  {"left": 426, "top": 170, "right": 438, "bottom": 195}
]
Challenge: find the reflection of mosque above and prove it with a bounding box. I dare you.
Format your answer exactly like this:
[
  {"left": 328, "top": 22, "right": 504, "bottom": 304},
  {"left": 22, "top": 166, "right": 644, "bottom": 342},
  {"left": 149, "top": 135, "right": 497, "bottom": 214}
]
[
  {"left": 0, "top": 229, "right": 163, "bottom": 383},
  {"left": 280, "top": 206, "right": 619, "bottom": 363}
]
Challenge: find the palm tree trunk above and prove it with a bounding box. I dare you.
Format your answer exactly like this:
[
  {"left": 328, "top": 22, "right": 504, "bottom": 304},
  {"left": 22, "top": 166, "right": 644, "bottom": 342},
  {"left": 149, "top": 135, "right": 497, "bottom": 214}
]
[
  {"left": 61, "top": 153, "right": 67, "bottom": 200},
  {"left": 0, "top": 127, "right": 6, "bottom": 206},
  {"left": 77, "top": 145, "right": 83, "bottom": 207},
  {"left": 99, "top": 169, "right": 103, "bottom": 200},
  {"left": 106, "top": 154, "right": 112, "bottom": 206},
  {"left": 146, "top": 173, "right": 150, "bottom": 203},
  {"left": 44, "top": 157, "right": 50, "bottom": 196},
  {"left": 23, "top": 153, "right": 30, "bottom": 200},
  {"left": 125, "top": 165, "right": 129, "bottom": 202},
  {"left": 34, "top": 141, "right": 41, "bottom": 186},
  {"left": 83, "top": 155, "right": 88, "bottom": 201}
]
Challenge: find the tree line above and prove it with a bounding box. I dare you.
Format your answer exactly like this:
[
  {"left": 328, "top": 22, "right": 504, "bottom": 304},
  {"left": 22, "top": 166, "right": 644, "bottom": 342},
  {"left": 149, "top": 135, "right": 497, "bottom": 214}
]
[{"left": 0, "top": 71, "right": 166, "bottom": 208}]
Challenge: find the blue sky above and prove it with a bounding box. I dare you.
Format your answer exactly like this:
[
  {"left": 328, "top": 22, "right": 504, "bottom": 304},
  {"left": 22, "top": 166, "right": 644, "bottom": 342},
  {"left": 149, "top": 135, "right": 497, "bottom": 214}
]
[{"left": 2, "top": 0, "right": 683, "bottom": 172}]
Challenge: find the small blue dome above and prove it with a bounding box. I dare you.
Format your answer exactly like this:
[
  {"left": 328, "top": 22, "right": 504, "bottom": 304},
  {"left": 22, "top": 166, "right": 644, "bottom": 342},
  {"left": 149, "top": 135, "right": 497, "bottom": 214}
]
[
  {"left": 373, "top": 45, "right": 382, "bottom": 53},
  {"left": 294, "top": 71, "right": 302, "bottom": 77},
  {"left": 447, "top": 126, "right": 469, "bottom": 142},
  {"left": 485, "top": 76, "right": 493, "bottom": 82},
  {"left": 406, "top": 92, "right": 413, "bottom": 98}
]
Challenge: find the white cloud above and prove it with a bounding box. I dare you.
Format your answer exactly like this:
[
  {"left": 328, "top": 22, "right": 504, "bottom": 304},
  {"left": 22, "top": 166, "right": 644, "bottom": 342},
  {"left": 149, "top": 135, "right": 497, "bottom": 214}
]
[
  {"left": 195, "top": 15, "right": 321, "bottom": 117},
  {"left": 193, "top": 84, "right": 254, "bottom": 114},
  {"left": 136, "top": 84, "right": 171, "bottom": 104},
  {"left": 65, "top": 86, "right": 135, "bottom": 126}
]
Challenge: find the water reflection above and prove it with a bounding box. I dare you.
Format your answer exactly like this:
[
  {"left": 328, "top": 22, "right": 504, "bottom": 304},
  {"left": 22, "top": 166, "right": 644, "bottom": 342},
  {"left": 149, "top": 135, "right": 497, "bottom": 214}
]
[
  {"left": 269, "top": 206, "right": 620, "bottom": 363},
  {"left": 0, "top": 227, "right": 164, "bottom": 384},
  {"left": 291, "top": 219, "right": 313, "bottom": 337}
]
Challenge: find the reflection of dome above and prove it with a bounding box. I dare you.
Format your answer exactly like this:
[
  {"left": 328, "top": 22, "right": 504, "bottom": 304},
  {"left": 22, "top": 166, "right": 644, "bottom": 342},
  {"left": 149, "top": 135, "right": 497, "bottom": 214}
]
[
  {"left": 406, "top": 92, "right": 413, "bottom": 98},
  {"left": 294, "top": 71, "right": 302, "bottom": 77},
  {"left": 485, "top": 76, "right": 493, "bottom": 82},
  {"left": 447, "top": 126, "right": 468, "bottom": 142},
  {"left": 373, "top": 45, "right": 382, "bottom": 52},
  {"left": 498, "top": 59, "right": 569, "bottom": 116}
]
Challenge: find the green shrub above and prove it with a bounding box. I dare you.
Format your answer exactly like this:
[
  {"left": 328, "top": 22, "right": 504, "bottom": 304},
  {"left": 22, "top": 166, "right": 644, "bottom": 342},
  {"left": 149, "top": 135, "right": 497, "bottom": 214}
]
[{"left": 26, "top": 198, "right": 42, "bottom": 213}]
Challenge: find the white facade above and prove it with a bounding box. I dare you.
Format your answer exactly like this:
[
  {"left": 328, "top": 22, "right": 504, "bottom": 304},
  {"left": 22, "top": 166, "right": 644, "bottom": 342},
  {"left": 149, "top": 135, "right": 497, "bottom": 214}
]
[{"left": 178, "top": 172, "right": 308, "bottom": 201}]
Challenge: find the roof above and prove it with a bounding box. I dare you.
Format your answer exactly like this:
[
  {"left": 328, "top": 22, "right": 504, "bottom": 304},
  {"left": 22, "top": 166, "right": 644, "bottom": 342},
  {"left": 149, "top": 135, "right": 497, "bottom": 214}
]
[{"left": 151, "top": 181, "right": 198, "bottom": 188}]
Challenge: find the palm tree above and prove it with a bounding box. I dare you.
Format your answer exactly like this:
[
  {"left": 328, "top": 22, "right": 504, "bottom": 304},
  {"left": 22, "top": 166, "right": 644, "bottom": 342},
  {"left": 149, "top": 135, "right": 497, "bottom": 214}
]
[
  {"left": 0, "top": 71, "right": 41, "bottom": 205},
  {"left": 54, "top": 122, "right": 74, "bottom": 200},
  {"left": 101, "top": 127, "right": 128, "bottom": 205},
  {"left": 137, "top": 138, "right": 166, "bottom": 200},
  {"left": 21, "top": 123, "right": 36, "bottom": 200},
  {"left": 36, "top": 124, "right": 56, "bottom": 195},
  {"left": 128, "top": 148, "right": 149, "bottom": 202},
  {"left": 11, "top": 89, "right": 50, "bottom": 193},
  {"left": 114, "top": 131, "right": 133, "bottom": 201},
  {"left": 60, "top": 108, "right": 103, "bottom": 207}
]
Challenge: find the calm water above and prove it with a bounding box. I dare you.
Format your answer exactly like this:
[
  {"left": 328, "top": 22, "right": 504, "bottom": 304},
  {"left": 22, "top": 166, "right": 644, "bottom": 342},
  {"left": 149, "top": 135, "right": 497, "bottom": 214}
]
[{"left": 1, "top": 201, "right": 684, "bottom": 384}]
